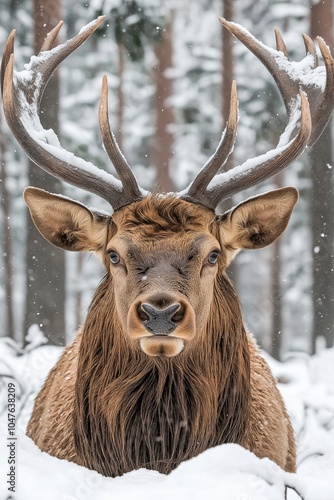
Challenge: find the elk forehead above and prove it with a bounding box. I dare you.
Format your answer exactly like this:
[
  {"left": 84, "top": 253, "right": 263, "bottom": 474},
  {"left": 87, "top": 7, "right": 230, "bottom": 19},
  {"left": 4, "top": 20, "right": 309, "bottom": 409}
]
[{"left": 111, "top": 196, "right": 216, "bottom": 237}]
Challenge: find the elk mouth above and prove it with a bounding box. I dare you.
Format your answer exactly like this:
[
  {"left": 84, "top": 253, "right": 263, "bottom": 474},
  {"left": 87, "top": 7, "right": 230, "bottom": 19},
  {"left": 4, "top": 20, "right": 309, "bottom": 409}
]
[
  {"left": 127, "top": 293, "right": 196, "bottom": 357},
  {"left": 139, "top": 336, "right": 184, "bottom": 358}
]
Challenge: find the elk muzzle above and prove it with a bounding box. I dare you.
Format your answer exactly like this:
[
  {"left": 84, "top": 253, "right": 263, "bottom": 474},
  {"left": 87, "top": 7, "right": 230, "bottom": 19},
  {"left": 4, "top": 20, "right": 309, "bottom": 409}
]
[
  {"left": 127, "top": 293, "right": 196, "bottom": 357},
  {"left": 140, "top": 302, "right": 182, "bottom": 334}
]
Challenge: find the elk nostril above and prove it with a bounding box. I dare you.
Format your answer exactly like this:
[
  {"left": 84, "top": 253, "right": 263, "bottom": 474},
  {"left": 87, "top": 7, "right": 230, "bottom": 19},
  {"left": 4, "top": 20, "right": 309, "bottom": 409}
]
[
  {"left": 171, "top": 304, "right": 185, "bottom": 324},
  {"left": 137, "top": 305, "right": 150, "bottom": 322}
]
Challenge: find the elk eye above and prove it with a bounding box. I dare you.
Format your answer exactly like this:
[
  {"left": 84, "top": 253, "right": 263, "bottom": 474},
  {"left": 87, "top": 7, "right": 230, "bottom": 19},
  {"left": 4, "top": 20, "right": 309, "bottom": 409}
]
[
  {"left": 109, "top": 251, "right": 120, "bottom": 265},
  {"left": 208, "top": 250, "right": 219, "bottom": 265}
]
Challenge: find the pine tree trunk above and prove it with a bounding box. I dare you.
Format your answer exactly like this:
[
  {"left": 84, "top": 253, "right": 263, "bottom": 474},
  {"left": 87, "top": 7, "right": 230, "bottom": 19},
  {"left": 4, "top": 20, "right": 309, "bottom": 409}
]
[
  {"left": 271, "top": 238, "right": 282, "bottom": 360},
  {"left": 309, "top": 0, "right": 334, "bottom": 352},
  {"left": 269, "top": 154, "right": 283, "bottom": 358},
  {"left": 0, "top": 115, "right": 15, "bottom": 340},
  {"left": 24, "top": 0, "right": 66, "bottom": 346},
  {"left": 152, "top": 14, "right": 175, "bottom": 193},
  {"left": 116, "top": 43, "right": 125, "bottom": 152}
]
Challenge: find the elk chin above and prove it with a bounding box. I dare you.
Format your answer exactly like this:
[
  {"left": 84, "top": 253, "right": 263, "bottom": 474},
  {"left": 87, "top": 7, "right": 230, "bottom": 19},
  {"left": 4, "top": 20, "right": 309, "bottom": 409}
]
[{"left": 139, "top": 337, "right": 184, "bottom": 357}]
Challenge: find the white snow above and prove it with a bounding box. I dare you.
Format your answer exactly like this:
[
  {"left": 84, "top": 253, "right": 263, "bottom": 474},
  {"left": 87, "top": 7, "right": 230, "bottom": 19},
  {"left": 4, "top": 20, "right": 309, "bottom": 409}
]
[{"left": 0, "top": 334, "right": 333, "bottom": 500}]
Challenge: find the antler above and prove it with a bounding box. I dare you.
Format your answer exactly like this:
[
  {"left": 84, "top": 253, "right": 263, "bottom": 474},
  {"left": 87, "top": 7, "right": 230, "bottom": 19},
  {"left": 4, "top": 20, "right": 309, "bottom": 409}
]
[
  {"left": 181, "top": 19, "right": 334, "bottom": 210},
  {"left": 2, "top": 18, "right": 334, "bottom": 212},
  {"left": 1, "top": 16, "right": 145, "bottom": 210}
]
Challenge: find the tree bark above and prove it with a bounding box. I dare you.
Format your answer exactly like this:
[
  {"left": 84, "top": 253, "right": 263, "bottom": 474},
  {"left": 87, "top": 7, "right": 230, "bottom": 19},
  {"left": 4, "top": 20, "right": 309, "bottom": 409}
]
[
  {"left": 270, "top": 234, "right": 282, "bottom": 360},
  {"left": 0, "top": 115, "right": 15, "bottom": 340},
  {"left": 152, "top": 15, "right": 175, "bottom": 193},
  {"left": 309, "top": 0, "right": 334, "bottom": 352},
  {"left": 24, "top": 0, "right": 66, "bottom": 346},
  {"left": 116, "top": 43, "right": 125, "bottom": 152}
]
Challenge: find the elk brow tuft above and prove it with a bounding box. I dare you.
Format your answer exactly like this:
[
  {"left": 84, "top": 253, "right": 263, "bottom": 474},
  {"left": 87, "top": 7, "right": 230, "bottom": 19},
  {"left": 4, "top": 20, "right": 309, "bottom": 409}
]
[{"left": 120, "top": 197, "right": 209, "bottom": 235}]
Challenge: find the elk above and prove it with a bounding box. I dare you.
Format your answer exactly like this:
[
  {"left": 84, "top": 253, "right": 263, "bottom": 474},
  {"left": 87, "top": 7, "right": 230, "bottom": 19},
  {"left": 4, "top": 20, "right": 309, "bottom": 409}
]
[{"left": 2, "top": 17, "right": 334, "bottom": 477}]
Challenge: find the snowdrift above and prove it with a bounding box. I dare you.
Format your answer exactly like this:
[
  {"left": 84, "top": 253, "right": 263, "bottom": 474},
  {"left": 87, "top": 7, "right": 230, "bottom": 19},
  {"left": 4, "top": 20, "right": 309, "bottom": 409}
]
[{"left": 0, "top": 333, "right": 333, "bottom": 500}]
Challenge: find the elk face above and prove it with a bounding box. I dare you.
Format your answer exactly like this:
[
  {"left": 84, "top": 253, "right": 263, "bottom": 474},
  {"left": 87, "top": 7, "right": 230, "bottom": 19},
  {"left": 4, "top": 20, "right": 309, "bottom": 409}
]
[
  {"left": 24, "top": 186, "right": 298, "bottom": 358},
  {"left": 108, "top": 198, "right": 220, "bottom": 357}
]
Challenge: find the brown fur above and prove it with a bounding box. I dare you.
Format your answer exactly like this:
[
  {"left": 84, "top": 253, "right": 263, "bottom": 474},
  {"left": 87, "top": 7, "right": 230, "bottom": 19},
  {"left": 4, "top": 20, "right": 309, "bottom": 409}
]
[{"left": 27, "top": 192, "right": 297, "bottom": 476}]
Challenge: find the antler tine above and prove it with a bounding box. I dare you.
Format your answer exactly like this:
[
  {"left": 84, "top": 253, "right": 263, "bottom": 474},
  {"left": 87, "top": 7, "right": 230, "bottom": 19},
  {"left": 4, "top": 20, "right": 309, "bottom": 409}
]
[
  {"left": 1, "top": 29, "right": 15, "bottom": 97},
  {"left": 274, "top": 28, "right": 288, "bottom": 57},
  {"left": 312, "top": 36, "right": 334, "bottom": 145},
  {"left": 302, "top": 33, "right": 318, "bottom": 65},
  {"left": 1, "top": 17, "right": 145, "bottom": 211},
  {"left": 181, "top": 81, "right": 238, "bottom": 206},
  {"left": 275, "top": 29, "right": 318, "bottom": 64},
  {"left": 39, "top": 21, "right": 64, "bottom": 52},
  {"left": 99, "top": 75, "right": 143, "bottom": 202}
]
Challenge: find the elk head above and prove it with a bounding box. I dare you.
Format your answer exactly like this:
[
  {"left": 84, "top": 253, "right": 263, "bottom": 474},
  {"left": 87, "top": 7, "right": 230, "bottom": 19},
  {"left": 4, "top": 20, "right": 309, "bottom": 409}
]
[{"left": 2, "top": 17, "right": 334, "bottom": 358}]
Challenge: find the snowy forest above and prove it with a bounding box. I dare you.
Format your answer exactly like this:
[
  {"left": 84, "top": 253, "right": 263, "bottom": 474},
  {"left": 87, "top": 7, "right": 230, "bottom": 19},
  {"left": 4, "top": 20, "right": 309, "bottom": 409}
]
[
  {"left": 0, "top": 0, "right": 334, "bottom": 499},
  {"left": 0, "top": 0, "right": 333, "bottom": 357}
]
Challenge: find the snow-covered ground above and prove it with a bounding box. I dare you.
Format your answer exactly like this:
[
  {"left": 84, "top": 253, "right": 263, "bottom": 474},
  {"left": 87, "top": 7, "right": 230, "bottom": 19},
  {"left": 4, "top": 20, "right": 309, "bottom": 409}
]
[{"left": 0, "top": 331, "right": 333, "bottom": 500}]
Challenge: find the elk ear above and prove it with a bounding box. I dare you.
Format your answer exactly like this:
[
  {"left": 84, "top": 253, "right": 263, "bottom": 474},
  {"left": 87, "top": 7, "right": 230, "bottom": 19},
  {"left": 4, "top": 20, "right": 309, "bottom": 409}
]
[
  {"left": 24, "top": 187, "right": 110, "bottom": 252},
  {"left": 219, "top": 187, "right": 298, "bottom": 251}
]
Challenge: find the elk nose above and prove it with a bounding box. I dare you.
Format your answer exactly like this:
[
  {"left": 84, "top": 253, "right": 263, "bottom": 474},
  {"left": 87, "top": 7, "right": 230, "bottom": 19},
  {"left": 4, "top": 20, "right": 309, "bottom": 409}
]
[{"left": 139, "top": 302, "right": 182, "bottom": 335}]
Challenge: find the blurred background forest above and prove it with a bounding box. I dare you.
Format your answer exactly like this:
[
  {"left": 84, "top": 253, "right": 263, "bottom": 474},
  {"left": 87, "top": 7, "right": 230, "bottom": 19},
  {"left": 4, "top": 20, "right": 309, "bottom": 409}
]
[{"left": 0, "top": 0, "right": 333, "bottom": 360}]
